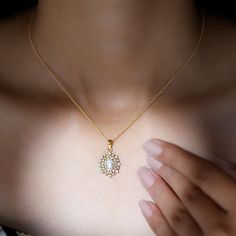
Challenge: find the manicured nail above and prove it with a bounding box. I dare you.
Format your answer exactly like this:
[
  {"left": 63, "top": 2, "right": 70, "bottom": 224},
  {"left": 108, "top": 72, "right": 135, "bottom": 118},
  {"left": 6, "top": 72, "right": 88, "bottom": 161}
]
[
  {"left": 146, "top": 155, "right": 163, "bottom": 170},
  {"left": 138, "top": 199, "right": 153, "bottom": 218},
  {"left": 137, "top": 167, "right": 156, "bottom": 187},
  {"left": 143, "top": 139, "right": 162, "bottom": 157}
]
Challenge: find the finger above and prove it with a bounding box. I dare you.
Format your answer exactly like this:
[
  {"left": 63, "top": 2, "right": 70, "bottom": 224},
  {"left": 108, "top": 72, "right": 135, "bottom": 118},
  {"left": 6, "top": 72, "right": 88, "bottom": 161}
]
[
  {"left": 137, "top": 167, "right": 202, "bottom": 236},
  {"left": 213, "top": 154, "right": 236, "bottom": 180},
  {"left": 138, "top": 199, "right": 177, "bottom": 236},
  {"left": 147, "top": 156, "right": 226, "bottom": 231},
  {"left": 143, "top": 139, "right": 236, "bottom": 211}
]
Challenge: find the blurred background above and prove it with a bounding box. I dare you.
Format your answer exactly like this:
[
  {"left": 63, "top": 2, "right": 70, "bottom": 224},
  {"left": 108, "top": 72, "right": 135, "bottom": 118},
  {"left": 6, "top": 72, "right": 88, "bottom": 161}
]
[{"left": 0, "top": 0, "right": 235, "bottom": 20}]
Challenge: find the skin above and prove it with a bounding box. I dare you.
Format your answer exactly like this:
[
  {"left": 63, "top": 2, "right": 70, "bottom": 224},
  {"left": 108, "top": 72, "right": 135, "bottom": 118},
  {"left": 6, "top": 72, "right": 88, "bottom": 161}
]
[
  {"left": 138, "top": 139, "right": 236, "bottom": 235},
  {"left": 0, "top": 0, "right": 235, "bottom": 235}
]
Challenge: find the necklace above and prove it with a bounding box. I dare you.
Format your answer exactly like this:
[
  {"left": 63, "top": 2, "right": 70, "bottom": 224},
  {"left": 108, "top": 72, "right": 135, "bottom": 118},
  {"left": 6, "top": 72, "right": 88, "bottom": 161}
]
[{"left": 28, "top": 10, "right": 205, "bottom": 178}]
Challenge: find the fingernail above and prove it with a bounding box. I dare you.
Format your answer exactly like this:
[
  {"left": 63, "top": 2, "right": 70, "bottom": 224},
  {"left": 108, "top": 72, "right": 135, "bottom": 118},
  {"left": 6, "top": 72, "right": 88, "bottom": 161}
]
[
  {"left": 146, "top": 155, "right": 163, "bottom": 170},
  {"left": 137, "top": 167, "right": 156, "bottom": 187},
  {"left": 143, "top": 139, "right": 162, "bottom": 157},
  {"left": 138, "top": 199, "right": 153, "bottom": 218}
]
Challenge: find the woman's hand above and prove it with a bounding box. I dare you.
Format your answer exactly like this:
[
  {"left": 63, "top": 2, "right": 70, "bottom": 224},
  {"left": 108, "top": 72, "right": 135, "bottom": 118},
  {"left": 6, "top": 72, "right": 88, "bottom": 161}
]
[{"left": 137, "top": 139, "right": 236, "bottom": 236}]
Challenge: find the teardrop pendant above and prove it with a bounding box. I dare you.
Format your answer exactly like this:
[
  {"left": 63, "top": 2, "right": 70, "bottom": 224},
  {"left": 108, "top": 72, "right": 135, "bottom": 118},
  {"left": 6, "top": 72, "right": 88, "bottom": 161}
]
[{"left": 99, "top": 140, "right": 121, "bottom": 178}]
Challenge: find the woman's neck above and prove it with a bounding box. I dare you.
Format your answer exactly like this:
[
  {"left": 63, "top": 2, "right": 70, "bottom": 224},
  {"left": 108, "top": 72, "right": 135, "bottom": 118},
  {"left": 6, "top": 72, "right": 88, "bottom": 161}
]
[{"left": 32, "top": 0, "right": 202, "bottom": 115}]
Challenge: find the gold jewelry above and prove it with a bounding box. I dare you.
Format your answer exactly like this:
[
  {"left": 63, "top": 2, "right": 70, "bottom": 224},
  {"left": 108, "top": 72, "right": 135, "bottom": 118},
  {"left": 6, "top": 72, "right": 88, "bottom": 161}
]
[{"left": 28, "top": 10, "right": 205, "bottom": 178}]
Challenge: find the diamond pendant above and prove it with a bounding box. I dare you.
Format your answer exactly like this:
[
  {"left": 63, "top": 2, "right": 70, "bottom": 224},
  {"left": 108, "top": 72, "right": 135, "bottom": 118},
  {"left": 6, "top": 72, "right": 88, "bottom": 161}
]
[{"left": 99, "top": 140, "right": 121, "bottom": 178}]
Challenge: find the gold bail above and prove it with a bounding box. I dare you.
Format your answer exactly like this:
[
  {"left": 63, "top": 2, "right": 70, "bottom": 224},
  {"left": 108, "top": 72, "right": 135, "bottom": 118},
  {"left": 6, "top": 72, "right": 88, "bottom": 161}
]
[{"left": 107, "top": 139, "right": 113, "bottom": 151}]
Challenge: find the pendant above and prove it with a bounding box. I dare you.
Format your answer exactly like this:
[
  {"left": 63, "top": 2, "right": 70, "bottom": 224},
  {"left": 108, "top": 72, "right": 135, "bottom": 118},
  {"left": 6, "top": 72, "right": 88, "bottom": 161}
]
[{"left": 99, "top": 140, "right": 121, "bottom": 178}]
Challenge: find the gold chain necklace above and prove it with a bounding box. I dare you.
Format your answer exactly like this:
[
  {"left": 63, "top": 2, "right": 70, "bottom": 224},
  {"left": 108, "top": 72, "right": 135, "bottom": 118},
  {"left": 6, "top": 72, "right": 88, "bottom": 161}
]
[{"left": 28, "top": 9, "right": 205, "bottom": 178}]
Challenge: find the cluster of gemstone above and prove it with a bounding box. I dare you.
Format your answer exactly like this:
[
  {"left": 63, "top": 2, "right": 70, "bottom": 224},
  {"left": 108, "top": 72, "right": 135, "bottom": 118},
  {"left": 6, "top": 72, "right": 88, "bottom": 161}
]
[{"left": 99, "top": 152, "right": 121, "bottom": 178}]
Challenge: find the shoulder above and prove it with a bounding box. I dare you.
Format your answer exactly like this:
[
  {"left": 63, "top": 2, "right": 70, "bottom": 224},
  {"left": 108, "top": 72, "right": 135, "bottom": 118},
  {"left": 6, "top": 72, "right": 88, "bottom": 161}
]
[
  {"left": 188, "top": 13, "right": 236, "bottom": 163},
  {"left": 0, "top": 9, "right": 31, "bottom": 88},
  {"left": 204, "top": 14, "right": 236, "bottom": 112},
  {"left": 0, "top": 10, "right": 32, "bottom": 121},
  {"left": 199, "top": 13, "right": 236, "bottom": 118},
  {"left": 202, "top": 14, "right": 236, "bottom": 79},
  {"left": 0, "top": 8, "right": 56, "bottom": 98},
  {"left": 205, "top": 14, "right": 236, "bottom": 162},
  {"left": 0, "top": 9, "right": 58, "bottom": 143}
]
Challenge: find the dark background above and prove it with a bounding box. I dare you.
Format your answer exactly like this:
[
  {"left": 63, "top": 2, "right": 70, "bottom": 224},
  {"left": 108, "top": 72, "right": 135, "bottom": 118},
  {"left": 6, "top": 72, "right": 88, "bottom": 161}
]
[{"left": 0, "top": 0, "right": 236, "bottom": 20}]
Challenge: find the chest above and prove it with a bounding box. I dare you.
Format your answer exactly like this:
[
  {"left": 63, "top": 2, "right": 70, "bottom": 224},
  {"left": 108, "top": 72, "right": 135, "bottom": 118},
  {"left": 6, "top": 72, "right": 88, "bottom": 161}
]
[{"left": 0, "top": 100, "right": 234, "bottom": 235}]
